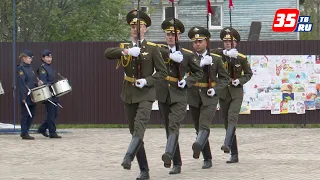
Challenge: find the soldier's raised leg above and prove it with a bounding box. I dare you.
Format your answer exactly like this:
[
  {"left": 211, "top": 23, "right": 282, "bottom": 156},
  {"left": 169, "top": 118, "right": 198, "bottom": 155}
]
[
  {"left": 159, "top": 102, "right": 182, "bottom": 174},
  {"left": 226, "top": 134, "right": 239, "bottom": 163},
  {"left": 190, "top": 105, "right": 211, "bottom": 168},
  {"left": 192, "top": 103, "right": 216, "bottom": 169},
  {"left": 161, "top": 102, "right": 186, "bottom": 172},
  {"left": 219, "top": 94, "right": 232, "bottom": 153},
  {"left": 221, "top": 96, "right": 242, "bottom": 155},
  {"left": 122, "top": 101, "right": 152, "bottom": 180}
]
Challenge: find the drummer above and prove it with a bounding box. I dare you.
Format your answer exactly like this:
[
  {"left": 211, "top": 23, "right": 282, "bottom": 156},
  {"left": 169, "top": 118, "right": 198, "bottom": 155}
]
[
  {"left": 37, "top": 49, "right": 61, "bottom": 138},
  {"left": 17, "top": 49, "right": 43, "bottom": 140}
]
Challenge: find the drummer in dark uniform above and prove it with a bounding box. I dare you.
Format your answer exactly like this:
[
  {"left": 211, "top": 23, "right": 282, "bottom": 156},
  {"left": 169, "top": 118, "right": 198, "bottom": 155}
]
[
  {"left": 17, "top": 49, "right": 43, "bottom": 140},
  {"left": 37, "top": 49, "right": 61, "bottom": 138}
]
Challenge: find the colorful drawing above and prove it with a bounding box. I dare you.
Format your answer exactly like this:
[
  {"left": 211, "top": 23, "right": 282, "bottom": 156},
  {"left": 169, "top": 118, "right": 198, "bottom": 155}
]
[
  {"left": 288, "top": 101, "right": 296, "bottom": 113},
  {"left": 282, "top": 93, "right": 294, "bottom": 101},
  {"left": 280, "top": 100, "right": 289, "bottom": 114},
  {"left": 271, "top": 102, "right": 281, "bottom": 114},
  {"left": 305, "top": 101, "right": 316, "bottom": 110},
  {"left": 295, "top": 101, "right": 306, "bottom": 114}
]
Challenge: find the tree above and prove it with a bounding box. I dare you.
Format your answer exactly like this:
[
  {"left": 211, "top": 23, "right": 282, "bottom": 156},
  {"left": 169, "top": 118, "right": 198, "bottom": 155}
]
[
  {"left": 0, "top": 0, "right": 131, "bottom": 42},
  {"left": 299, "top": 0, "right": 320, "bottom": 40}
]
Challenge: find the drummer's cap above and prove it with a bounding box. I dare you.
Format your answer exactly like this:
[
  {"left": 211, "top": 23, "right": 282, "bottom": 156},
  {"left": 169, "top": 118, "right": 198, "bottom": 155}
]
[
  {"left": 23, "top": 49, "right": 34, "bottom": 58},
  {"left": 42, "top": 49, "right": 52, "bottom": 57}
]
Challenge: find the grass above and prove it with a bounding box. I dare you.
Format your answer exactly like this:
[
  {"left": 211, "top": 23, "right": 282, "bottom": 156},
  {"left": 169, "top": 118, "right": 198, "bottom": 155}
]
[{"left": 34, "top": 124, "right": 320, "bottom": 129}]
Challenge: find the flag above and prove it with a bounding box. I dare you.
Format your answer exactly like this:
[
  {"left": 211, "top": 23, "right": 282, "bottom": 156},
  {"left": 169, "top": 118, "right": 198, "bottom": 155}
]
[
  {"left": 228, "top": 0, "right": 234, "bottom": 10},
  {"left": 169, "top": 0, "right": 174, "bottom": 2},
  {"left": 207, "top": 0, "right": 213, "bottom": 15}
]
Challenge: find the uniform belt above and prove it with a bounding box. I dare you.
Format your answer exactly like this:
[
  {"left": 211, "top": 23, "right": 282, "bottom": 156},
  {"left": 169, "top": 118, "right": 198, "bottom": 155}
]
[
  {"left": 194, "top": 82, "right": 216, "bottom": 87},
  {"left": 124, "top": 75, "right": 136, "bottom": 83},
  {"left": 165, "top": 76, "right": 179, "bottom": 83}
]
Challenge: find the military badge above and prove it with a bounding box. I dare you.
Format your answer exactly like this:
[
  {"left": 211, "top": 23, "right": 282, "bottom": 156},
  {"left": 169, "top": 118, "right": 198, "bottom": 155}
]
[
  {"left": 235, "top": 64, "right": 241, "bottom": 67},
  {"left": 19, "top": 70, "right": 23, "bottom": 75},
  {"left": 41, "top": 69, "right": 46, "bottom": 74}
]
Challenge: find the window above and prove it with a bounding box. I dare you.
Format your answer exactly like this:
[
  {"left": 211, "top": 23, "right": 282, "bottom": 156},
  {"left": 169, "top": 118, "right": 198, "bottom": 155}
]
[
  {"left": 163, "top": 6, "right": 177, "bottom": 20},
  {"left": 140, "top": 6, "right": 148, "bottom": 13},
  {"left": 209, "top": 4, "right": 223, "bottom": 29}
]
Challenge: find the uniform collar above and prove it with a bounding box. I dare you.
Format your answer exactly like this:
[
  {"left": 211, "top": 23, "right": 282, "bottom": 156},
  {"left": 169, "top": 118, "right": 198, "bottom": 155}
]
[
  {"left": 168, "top": 46, "right": 176, "bottom": 53},
  {"left": 196, "top": 50, "right": 207, "bottom": 58},
  {"left": 21, "top": 62, "right": 31, "bottom": 67},
  {"left": 42, "top": 62, "right": 50, "bottom": 66},
  {"left": 132, "top": 39, "right": 145, "bottom": 47}
]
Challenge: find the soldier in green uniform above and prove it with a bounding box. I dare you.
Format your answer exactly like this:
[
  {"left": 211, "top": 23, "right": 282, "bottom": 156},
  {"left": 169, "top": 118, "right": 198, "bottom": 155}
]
[
  {"left": 104, "top": 10, "right": 167, "bottom": 180},
  {"left": 156, "top": 18, "right": 203, "bottom": 174},
  {"left": 213, "top": 27, "right": 253, "bottom": 164},
  {"left": 187, "top": 26, "right": 229, "bottom": 169}
]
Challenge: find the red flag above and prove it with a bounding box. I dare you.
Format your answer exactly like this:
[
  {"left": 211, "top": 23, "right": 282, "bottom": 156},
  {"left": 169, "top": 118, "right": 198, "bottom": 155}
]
[
  {"left": 207, "top": 0, "right": 213, "bottom": 15},
  {"left": 228, "top": 0, "right": 234, "bottom": 9},
  {"left": 169, "top": 0, "right": 174, "bottom": 2}
]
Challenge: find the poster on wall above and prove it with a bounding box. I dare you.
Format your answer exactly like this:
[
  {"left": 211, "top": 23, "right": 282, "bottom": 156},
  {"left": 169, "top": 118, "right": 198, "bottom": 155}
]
[{"left": 151, "top": 55, "right": 320, "bottom": 115}]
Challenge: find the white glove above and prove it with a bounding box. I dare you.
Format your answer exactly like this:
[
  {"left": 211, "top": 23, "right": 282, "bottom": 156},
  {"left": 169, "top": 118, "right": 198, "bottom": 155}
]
[
  {"left": 223, "top": 49, "right": 238, "bottom": 58},
  {"left": 128, "top": 47, "right": 141, "bottom": 57},
  {"left": 200, "top": 55, "right": 212, "bottom": 67},
  {"left": 232, "top": 79, "right": 240, "bottom": 86},
  {"left": 135, "top": 79, "right": 147, "bottom": 89},
  {"left": 177, "top": 79, "right": 186, "bottom": 88},
  {"left": 207, "top": 88, "right": 215, "bottom": 97},
  {"left": 169, "top": 51, "right": 183, "bottom": 63}
]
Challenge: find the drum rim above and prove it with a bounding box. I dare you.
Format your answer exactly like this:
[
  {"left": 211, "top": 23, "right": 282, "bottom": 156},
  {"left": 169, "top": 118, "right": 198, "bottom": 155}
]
[{"left": 31, "top": 85, "right": 49, "bottom": 90}]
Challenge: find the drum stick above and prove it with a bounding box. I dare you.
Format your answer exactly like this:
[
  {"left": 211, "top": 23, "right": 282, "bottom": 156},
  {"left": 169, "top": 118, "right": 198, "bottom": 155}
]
[
  {"left": 57, "top": 73, "right": 66, "bottom": 79},
  {"left": 47, "top": 99, "right": 58, "bottom": 106},
  {"left": 57, "top": 103, "right": 63, "bottom": 108},
  {"left": 24, "top": 102, "right": 32, "bottom": 118}
]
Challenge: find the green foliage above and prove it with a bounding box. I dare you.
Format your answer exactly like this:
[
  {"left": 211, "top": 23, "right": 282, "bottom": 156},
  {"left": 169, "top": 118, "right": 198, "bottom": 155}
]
[
  {"left": 0, "top": 0, "right": 131, "bottom": 42},
  {"left": 299, "top": 0, "right": 320, "bottom": 40}
]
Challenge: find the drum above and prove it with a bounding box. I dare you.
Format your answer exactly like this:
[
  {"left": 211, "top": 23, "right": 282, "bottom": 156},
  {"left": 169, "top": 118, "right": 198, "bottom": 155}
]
[
  {"left": 30, "top": 85, "right": 52, "bottom": 103},
  {"left": 51, "top": 79, "right": 72, "bottom": 97},
  {"left": 0, "top": 81, "right": 4, "bottom": 95}
]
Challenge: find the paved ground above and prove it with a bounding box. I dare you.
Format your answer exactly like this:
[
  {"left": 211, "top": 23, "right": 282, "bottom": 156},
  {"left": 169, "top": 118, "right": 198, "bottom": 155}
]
[{"left": 1, "top": 128, "right": 320, "bottom": 180}]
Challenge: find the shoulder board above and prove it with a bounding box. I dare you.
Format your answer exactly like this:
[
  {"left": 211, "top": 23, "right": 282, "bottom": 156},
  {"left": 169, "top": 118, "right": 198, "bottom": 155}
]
[
  {"left": 238, "top": 53, "right": 246, "bottom": 59},
  {"left": 157, "top": 44, "right": 168, "bottom": 48},
  {"left": 147, "top": 42, "right": 157, "bottom": 46},
  {"left": 210, "top": 53, "right": 221, "bottom": 58},
  {"left": 181, "top": 48, "right": 193, "bottom": 54},
  {"left": 119, "top": 43, "right": 130, "bottom": 48}
]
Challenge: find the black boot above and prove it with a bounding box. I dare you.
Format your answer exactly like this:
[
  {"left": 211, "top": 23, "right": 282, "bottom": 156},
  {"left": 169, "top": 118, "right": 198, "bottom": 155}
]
[
  {"left": 21, "top": 134, "right": 35, "bottom": 140},
  {"left": 221, "top": 124, "right": 235, "bottom": 153},
  {"left": 169, "top": 165, "right": 181, "bottom": 174},
  {"left": 226, "top": 135, "right": 239, "bottom": 163},
  {"left": 192, "top": 130, "right": 209, "bottom": 159},
  {"left": 49, "top": 133, "right": 62, "bottom": 138},
  {"left": 121, "top": 136, "right": 143, "bottom": 170},
  {"left": 202, "top": 159, "right": 212, "bottom": 169},
  {"left": 136, "top": 145, "right": 149, "bottom": 172},
  {"left": 136, "top": 171, "right": 150, "bottom": 180},
  {"left": 162, "top": 133, "right": 178, "bottom": 168},
  {"left": 37, "top": 129, "right": 49, "bottom": 137}
]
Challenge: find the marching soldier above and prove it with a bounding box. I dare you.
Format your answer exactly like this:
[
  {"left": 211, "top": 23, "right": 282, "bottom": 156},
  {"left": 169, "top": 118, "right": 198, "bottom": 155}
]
[
  {"left": 213, "top": 27, "right": 253, "bottom": 163},
  {"left": 156, "top": 18, "right": 203, "bottom": 174},
  {"left": 187, "top": 27, "right": 229, "bottom": 169},
  {"left": 17, "top": 49, "right": 43, "bottom": 140},
  {"left": 104, "top": 10, "right": 167, "bottom": 180},
  {"left": 37, "top": 50, "right": 62, "bottom": 138}
]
